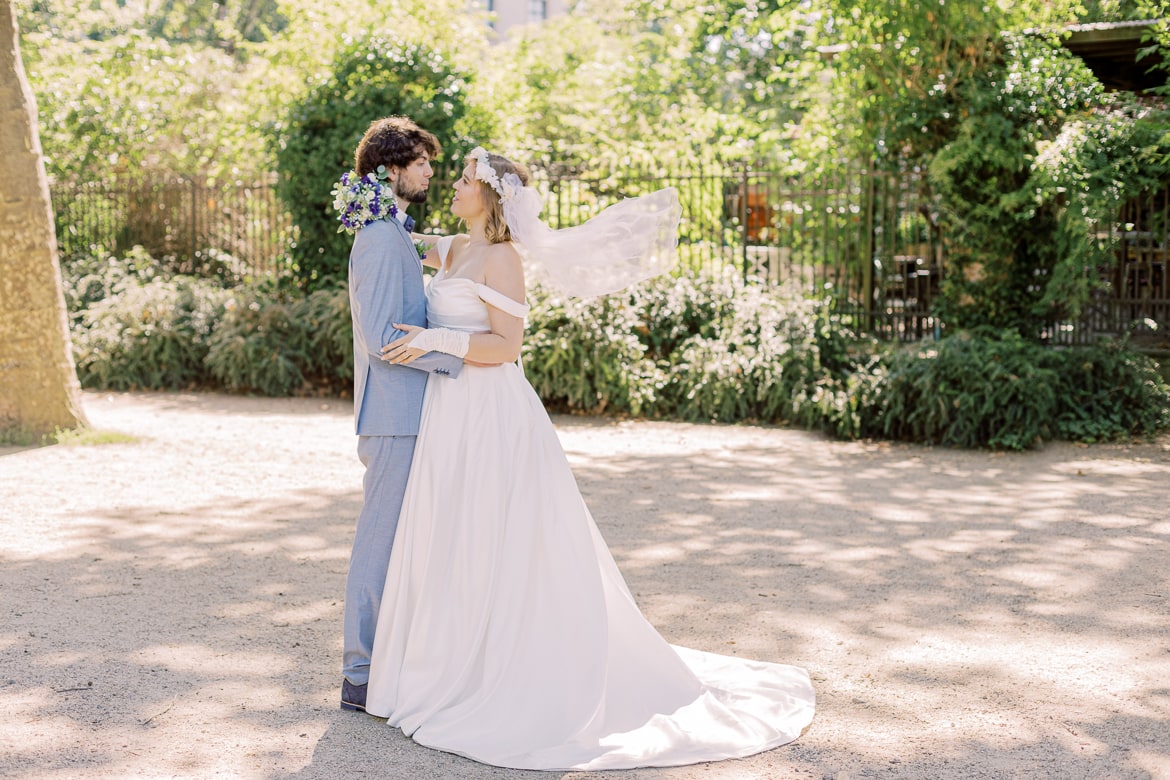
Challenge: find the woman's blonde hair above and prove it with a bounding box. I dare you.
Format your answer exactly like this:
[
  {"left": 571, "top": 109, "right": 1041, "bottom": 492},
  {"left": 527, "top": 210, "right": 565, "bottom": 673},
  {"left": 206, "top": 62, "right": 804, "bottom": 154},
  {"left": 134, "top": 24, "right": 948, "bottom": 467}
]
[{"left": 467, "top": 152, "right": 531, "bottom": 244}]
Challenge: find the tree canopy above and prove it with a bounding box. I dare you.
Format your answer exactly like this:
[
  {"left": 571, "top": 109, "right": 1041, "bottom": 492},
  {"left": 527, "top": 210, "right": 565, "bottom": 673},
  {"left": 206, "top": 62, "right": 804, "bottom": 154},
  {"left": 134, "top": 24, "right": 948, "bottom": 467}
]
[{"left": 15, "top": 0, "right": 1170, "bottom": 326}]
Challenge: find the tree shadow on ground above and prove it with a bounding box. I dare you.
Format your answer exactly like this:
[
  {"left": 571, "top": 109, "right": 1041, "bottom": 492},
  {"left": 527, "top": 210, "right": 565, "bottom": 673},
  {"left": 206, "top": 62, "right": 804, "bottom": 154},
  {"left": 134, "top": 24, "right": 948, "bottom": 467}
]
[{"left": 1, "top": 396, "right": 1168, "bottom": 778}]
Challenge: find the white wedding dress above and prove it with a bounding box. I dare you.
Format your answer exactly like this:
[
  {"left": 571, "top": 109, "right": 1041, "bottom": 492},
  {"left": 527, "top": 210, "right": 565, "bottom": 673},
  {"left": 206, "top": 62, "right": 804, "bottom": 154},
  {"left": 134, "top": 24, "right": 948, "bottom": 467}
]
[{"left": 364, "top": 239, "right": 815, "bottom": 770}]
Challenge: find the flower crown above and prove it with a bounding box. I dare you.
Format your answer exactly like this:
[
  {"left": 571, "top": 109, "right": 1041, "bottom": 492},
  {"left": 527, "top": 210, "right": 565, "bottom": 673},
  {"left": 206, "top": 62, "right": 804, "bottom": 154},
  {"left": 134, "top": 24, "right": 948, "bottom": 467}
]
[
  {"left": 469, "top": 147, "right": 521, "bottom": 203},
  {"left": 331, "top": 167, "right": 399, "bottom": 234}
]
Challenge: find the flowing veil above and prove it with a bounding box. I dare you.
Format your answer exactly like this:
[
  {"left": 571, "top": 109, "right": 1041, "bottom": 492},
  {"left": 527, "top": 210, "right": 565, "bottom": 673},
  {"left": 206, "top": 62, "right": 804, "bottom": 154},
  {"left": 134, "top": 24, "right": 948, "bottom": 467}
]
[{"left": 502, "top": 175, "right": 682, "bottom": 298}]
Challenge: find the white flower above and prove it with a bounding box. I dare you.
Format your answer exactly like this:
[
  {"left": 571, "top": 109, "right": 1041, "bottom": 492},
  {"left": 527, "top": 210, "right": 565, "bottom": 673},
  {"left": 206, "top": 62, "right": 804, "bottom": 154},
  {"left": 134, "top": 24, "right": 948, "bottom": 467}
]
[{"left": 469, "top": 146, "right": 510, "bottom": 202}]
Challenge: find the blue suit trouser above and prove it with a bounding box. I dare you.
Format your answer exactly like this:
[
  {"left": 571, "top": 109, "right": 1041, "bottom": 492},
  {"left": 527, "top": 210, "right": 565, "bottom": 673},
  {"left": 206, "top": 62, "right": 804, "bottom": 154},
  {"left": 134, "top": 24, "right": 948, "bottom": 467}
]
[{"left": 343, "top": 434, "right": 416, "bottom": 685}]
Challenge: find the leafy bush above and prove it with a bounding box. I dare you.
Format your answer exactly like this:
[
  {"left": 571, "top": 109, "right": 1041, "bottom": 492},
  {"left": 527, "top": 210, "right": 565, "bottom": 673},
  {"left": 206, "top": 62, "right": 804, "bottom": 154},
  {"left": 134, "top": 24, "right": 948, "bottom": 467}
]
[
  {"left": 1031, "top": 103, "right": 1170, "bottom": 322},
  {"left": 204, "top": 284, "right": 354, "bottom": 396},
  {"left": 1041, "top": 342, "right": 1170, "bottom": 442},
  {"left": 62, "top": 246, "right": 162, "bottom": 325},
  {"left": 866, "top": 331, "right": 1061, "bottom": 449},
  {"left": 73, "top": 275, "right": 229, "bottom": 390},
  {"left": 523, "top": 269, "right": 881, "bottom": 434},
  {"left": 271, "top": 34, "right": 482, "bottom": 290},
  {"left": 926, "top": 33, "right": 1104, "bottom": 336},
  {"left": 204, "top": 291, "right": 307, "bottom": 396},
  {"left": 523, "top": 284, "right": 660, "bottom": 416},
  {"left": 66, "top": 251, "right": 1168, "bottom": 446},
  {"left": 67, "top": 249, "right": 353, "bottom": 396},
  {"left": 524, "top": 273, "right": 1168, "bottom": 449},
  {"left": 293, "top": 284, "right": 354, "bottom": 390},
  {"left": 861, "top": 330, "right": 1170, "bottom": 449}
]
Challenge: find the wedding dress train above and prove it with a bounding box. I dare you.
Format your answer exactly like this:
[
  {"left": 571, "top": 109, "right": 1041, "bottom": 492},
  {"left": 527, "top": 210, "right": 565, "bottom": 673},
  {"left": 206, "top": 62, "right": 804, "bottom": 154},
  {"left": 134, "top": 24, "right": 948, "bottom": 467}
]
[{"left": 364, "top": 240, "right": 814, "bottom": 770}]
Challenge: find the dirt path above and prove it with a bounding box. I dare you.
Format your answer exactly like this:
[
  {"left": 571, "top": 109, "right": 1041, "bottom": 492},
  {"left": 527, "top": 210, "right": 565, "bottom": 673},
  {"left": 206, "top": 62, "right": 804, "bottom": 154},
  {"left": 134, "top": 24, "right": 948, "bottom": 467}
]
[{"left": 2, "top": 391, "right": 1168, "bottom": 779}]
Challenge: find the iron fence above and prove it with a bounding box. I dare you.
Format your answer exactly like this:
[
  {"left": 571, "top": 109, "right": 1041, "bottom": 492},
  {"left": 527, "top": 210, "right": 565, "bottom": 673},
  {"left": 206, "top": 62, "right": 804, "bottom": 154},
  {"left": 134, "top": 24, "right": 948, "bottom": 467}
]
[
  {"left": 50, "top": 167, "right": 1168, "bottom": 344},
  {"left": 415, "top": 159, "right": 943, "bottom": 340},
  {"left": 50, "top": 175, "right": 296, "bottom": 279},
  {"left": 1065, "top": 183, "right": 1170, "bottom": 346}
]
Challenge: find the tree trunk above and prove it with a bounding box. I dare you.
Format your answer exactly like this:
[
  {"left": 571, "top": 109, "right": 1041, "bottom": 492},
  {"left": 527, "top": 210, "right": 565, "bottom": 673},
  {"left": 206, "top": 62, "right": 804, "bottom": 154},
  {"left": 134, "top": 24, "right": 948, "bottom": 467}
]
[{"left": 0, "top": 0, "right": 87, "bottom": 439}]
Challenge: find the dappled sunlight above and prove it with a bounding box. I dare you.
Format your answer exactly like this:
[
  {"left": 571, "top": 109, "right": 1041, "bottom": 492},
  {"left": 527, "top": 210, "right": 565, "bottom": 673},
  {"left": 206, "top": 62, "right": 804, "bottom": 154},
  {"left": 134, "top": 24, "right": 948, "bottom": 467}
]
[
  {"left": 621, "top": 542, "right": 691, "bottom": 567},
  {"left": 558, "top": 421, "right": 1170, "bottom": 777},
  {"left": 1, "top": 395, "right": 366, "bottom": 776},
  {"left": 903, "top": 528, "right": 1017, "bottom": 561},
  {"left": 2, "top": 394, "right": 1168, "bottom": 777}
]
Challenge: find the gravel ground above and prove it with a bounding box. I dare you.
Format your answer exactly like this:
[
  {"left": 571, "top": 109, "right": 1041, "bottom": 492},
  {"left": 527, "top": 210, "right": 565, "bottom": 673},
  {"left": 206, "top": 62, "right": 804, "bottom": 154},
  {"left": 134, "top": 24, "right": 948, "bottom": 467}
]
[{"left": 1, "top": 391, "right": 1169, "bottom": 780}]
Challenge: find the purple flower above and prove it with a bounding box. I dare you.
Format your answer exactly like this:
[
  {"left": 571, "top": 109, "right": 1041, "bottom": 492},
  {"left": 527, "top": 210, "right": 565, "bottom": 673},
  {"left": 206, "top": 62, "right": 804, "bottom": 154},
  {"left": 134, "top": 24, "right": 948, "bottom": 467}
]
[{"left": 332, "top": 168, "right": 403, "bottom": 234}]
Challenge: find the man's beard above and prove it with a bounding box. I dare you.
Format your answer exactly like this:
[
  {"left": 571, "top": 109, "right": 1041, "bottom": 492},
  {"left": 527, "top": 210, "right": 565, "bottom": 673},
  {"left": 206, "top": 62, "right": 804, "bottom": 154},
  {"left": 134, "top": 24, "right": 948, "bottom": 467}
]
[{"left": 398, "top": 182, "right": 429, "bottom": 204}]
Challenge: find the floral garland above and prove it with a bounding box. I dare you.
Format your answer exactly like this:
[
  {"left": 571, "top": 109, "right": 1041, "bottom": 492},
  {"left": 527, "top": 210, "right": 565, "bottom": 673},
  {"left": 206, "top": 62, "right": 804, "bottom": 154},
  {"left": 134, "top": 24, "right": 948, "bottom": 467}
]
[
  {"left": 468, "top": 147, "right": 519, "bottom": 203},
  {"left": 331, "top": 166, "right": 399, "bottom": 235}
]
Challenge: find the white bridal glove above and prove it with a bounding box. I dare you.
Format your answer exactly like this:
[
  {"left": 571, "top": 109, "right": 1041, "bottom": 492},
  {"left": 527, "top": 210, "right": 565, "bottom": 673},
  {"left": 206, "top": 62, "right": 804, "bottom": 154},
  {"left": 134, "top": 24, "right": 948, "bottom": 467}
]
[{"left": 406, "top": 327, "right": 470, "bottom": 358}]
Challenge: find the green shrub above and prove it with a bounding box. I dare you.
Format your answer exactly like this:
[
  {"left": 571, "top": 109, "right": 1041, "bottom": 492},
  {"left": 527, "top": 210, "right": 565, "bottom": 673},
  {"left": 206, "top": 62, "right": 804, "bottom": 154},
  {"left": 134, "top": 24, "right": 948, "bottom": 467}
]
[
  {"left": 65, "top": 252, "right": 1169, "bottom": 445},
  {"left": 271, "top": 34, "right": 481, "bottom": 290},
  {"left": 522, "top": 269, "right": 883, "bottom": 433},
  {"left": 73, "top": 275, "right": 228, "bottom": 390},
  {"left": 624, "top": 271, "right": 883, "bottom": 433},
  {"left": 523, "top": 284, "right": 660, "bottom": 416},
  {"left": 205, "top": 290, "right": 309, "bottom": 396},
  {"left": 868, "top": 331, "right": 1060, "bottom": 449},
  {"left": 292, "top": 284, "right": 354, "bottom": 391},
  {"left": 62, "top": 246, "right": 161, "bottom": 325},
  {"left": 1041, "top": 342, "right": 1170, "bottom": 442},
  {"left": 863, "top": 331, "right": 1170, "bottom": 449},
  {"left": 203, "top": 283, "right": 354, "bottom": 396}
]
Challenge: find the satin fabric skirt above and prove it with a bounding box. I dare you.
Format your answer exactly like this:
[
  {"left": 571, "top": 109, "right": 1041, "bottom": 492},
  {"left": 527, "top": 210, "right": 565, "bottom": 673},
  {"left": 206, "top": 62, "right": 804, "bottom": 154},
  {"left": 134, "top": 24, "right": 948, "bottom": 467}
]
[{"left": 365, "top": 363, "right": 815, "bottom": 770}]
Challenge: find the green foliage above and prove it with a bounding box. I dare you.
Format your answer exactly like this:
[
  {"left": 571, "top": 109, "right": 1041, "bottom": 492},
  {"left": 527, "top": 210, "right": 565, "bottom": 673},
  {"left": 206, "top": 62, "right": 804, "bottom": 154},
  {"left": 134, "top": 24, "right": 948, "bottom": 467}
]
[
  {"left": 1041, "top": 342, "right": 1170, "bottom": 442},
  {"left": 19, "top": 0, "right": 489, "bottom": 187},
  {"left": 271, "top": 34, "right": 484, "bottom": 289},
  {"left": 795, "top": 0, "right": 1084, "bottom": 161},
  {"left": 62, "top": 246, "right": 162, "bottom": 325},
  {"left": 523, "top": 269, "right": 881, "bottom": 435},
  {"left": 480, "top": 0, "right": 774, "bottom": 169},
  {"left": 16, "top": 0, "right": 288, "bottom": 47},
  {"left": 51, "top": 428, "right": 138, "bottom": 446},
  {"left": 205, "top": 292, "right": 308, "bottom": 395},
  {"left": 868, "top": 331, "right": 1062, "bottom": 449},
  {"left": 523, "top": 284, "right": 661, "bottom": 416},
  {"left": 26, "top": 31, "right": 248, "bottom": 182},
  {"left": 925, "top": 33, "right": 1130, "bottom": 333},
  {"left": 1031, "top": 102, "right": 1170, "bottom": 321},
  {"left": 294, "top": 284, "right": 354, "bottom": 387},
  {"left": 67, "top": 249, "right": 352, "bottom": 395},
  {"left": 140, "top": 0, "right": 288, "bottom": 50},
  {"left": 72, "top": 275, "right": 230, "bottom": 391},
  {"left": 863, "top": 331, "right": 1170, "bottom": 449},
  {"left": 1136, "top": 7, "right": 1170, "bottom": 98},
  {"left": 523, "top": 271, "right": 1168, "bottom": 449},
  {"left": 64, "top": 248, "right": 1168, "bottom": 446},
  {"left": 203, "top": 283, "right": 353, "bottom": 395}
]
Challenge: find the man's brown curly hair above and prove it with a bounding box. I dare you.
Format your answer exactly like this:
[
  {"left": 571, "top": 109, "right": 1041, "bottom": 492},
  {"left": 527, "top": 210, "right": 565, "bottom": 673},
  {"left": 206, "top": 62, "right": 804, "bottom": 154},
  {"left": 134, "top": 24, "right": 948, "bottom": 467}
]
[{"left": 354, "top": 116, "right": 441, "bottom": 177}]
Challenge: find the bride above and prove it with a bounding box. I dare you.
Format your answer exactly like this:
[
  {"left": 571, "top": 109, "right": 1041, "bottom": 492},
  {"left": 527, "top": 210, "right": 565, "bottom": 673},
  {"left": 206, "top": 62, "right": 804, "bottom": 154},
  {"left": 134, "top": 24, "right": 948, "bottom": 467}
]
[{"left": 369, "top": 148, "right": 815, "bottom": 771}]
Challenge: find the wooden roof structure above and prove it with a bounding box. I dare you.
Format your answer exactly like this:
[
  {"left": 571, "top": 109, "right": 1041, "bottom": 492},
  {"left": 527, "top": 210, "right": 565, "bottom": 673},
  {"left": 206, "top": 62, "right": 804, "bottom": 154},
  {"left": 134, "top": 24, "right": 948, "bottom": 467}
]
[{"left": 1060, "top": 19, "right": 1166, "bottom": 93}]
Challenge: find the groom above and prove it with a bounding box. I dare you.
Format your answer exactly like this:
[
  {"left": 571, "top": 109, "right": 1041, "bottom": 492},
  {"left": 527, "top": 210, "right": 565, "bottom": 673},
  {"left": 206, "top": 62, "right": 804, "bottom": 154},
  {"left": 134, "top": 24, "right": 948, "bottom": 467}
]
[{"left": 341, "top": 116, "right": 463, "bottom": 712}]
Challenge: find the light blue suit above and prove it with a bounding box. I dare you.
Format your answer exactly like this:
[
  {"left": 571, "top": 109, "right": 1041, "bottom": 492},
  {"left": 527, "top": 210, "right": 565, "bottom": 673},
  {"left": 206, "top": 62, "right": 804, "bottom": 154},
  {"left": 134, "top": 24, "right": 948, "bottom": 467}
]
[{"left": 344, "top": 216, "right": 462, "bottom": 686}]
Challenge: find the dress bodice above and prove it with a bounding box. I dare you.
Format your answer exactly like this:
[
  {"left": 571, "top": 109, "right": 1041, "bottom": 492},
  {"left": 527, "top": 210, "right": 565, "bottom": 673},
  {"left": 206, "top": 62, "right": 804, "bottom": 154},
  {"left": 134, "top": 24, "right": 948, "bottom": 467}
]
[{"left": 426, "top": 236, "right": 529, "bottom": 332}]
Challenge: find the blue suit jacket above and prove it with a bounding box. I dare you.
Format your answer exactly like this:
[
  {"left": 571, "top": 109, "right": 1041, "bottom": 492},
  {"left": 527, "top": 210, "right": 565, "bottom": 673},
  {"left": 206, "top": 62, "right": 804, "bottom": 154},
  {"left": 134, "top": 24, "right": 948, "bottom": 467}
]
[{"left": 348, "top": 218, "right": 462, "bottom": 435}]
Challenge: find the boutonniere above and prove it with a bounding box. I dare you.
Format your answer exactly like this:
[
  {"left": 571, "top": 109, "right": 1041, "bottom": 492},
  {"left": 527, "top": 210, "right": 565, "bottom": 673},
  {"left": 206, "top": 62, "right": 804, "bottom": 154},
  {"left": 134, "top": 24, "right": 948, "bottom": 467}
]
[
  {"left": 412, "top": 239, "right": 429, "bottom": 260},
  {"left": 331, "top": 165, "right": 399, "bottom": 234}
]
